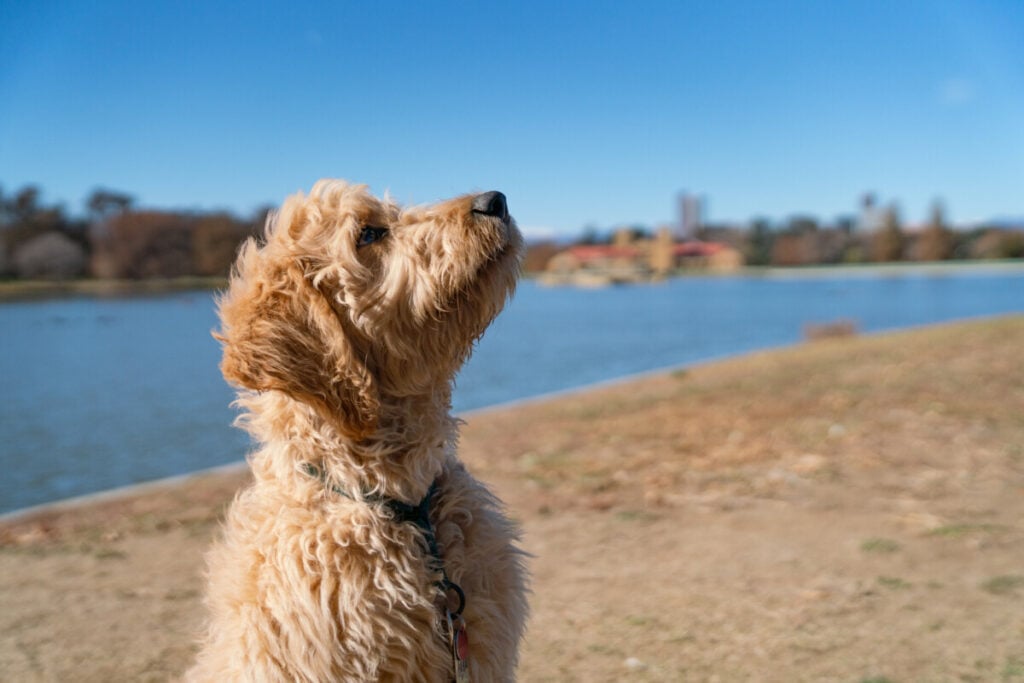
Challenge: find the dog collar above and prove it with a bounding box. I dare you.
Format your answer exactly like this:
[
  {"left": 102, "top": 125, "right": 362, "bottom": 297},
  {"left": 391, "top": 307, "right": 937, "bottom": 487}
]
[
  {"left": 299, "top": 462, "right": 466, "bottom": 613},
  {"left": 300, "top": 461, "right": 438, "bottom": 533}
]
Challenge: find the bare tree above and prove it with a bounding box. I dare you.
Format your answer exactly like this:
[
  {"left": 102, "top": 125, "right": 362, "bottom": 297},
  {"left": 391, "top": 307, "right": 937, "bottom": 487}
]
[
  {"left": 86, "top": 188, "right": 134, "bottom": 220},
  {"left": 91, "top": 211, "right": 195, "bottom": 279},
  {"left": 871, "top": 204, "right": 905, "bottom": 262},
  {"left": 916, "top": 200, "right": 953, "bottom": 261}
]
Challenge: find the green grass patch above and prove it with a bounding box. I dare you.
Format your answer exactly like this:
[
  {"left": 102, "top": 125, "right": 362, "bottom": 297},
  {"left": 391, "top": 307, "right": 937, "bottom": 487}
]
[
  {"left": 586, "top": 643, "right": 623, "bottom": 657},
  {"left": 927, "top": 523, "right": 1005, "bottom": 538},
  {"left": 614, "top": 509, "right": 660, "bottom": 523},
  {"left": 164, "top": 588, "right": 201, "bottom": 601},
  {"left": 980, "top": 575, "right": 1024, "bottom": 596},
  {"left": 877, "top": 576, "right": 912, "bottom": 590},
  {"left": 94, "top": 547, "right": 127, "bottom": 560},
  {"left": 860, "top": 537, "right": 901, "bottom": 554},
  {"left": 1003, "top": 657, "right": 1024, "bottom": 680}
]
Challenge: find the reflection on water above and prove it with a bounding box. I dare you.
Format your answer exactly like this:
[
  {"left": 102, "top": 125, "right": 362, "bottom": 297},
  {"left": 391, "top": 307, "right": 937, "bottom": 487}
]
[{"left": 1, "top": 271, "right": 1022, "bottom": 512}]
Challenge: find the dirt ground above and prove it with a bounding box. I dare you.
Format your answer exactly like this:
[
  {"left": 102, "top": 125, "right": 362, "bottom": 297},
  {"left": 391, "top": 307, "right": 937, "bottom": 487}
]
[{"left": 2, "top": 315, "right": 1023, "bottom": 682}]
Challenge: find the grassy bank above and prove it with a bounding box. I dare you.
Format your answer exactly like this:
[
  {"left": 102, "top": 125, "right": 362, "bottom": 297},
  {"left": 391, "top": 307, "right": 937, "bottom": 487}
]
[
  {"left": 748, "top": 258, "right": 1024, "bottom": 278},
  {"left": 2, "top": 315, "right": 1022, "bottom": 681},
  {"left": 0, "top": 276, "right": 227, "bottom": 302}
]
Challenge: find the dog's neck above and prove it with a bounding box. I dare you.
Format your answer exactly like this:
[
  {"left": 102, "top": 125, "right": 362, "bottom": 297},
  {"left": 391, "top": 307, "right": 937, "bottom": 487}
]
[{"left": 238, "top": 389, "right": 455, "bottom": 503}]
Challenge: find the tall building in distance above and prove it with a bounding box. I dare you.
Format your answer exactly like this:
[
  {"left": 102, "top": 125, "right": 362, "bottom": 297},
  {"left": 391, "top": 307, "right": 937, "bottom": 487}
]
[
  {"left": 678, "top": 191, "right": 703, "bottom": 241},
  {"left": 857, "top": 192, "right": 882, "bottom": 232}
]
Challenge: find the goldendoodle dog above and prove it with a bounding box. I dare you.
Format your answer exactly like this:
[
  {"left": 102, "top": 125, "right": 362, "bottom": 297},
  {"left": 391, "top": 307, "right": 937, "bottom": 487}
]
[{"left": 187, "top": 181, "right": 528, "bottom": 682}]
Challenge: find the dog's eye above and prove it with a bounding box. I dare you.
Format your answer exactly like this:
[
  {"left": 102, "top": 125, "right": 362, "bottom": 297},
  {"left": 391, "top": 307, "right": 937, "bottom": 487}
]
[{"left": 357, "top": 226, "right": 388, "bottom": 248}]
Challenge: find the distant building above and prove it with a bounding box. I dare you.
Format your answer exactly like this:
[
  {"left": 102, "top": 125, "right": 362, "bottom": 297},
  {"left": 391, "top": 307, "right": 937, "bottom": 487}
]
[
  {"left": 857, "top": 192, "right": 882, "bottom": 232},
  {"left": 679, "top": 192, "right": 703, "bottom": 240},
  {"left": 542, "top": 229, "right": 743, "bottom": 286}
]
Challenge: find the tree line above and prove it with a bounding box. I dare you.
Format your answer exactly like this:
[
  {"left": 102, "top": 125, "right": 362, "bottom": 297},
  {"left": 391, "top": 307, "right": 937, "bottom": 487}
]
[
  {"left": 0, "top": 185, "right": 267, "bottom": 281},
  {"left": 561, "top": 200, "right": 1023, "bottom": 268},
  {"left": 736, "top": 202, "right": 1023, "bottom": 266},
  {"left": 2, "top": 185, "right": 1021, "bottom": 281}
]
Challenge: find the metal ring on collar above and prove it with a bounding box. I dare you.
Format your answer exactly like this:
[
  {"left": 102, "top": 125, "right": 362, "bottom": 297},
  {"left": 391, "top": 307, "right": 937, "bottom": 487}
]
[{"left": 444, "top": 580, "right": 466, "bottom": 616}]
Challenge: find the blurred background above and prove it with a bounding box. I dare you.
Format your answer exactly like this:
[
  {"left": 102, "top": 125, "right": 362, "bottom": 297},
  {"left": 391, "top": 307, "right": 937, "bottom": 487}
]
[{"left": 1, "top": 0, "right": 1022, "bottom": 512}]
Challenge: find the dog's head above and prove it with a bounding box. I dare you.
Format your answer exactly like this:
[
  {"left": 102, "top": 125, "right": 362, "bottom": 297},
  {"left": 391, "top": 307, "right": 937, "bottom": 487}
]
[{"left": 216, "top": 181, "right": 523, "bottom": 439}]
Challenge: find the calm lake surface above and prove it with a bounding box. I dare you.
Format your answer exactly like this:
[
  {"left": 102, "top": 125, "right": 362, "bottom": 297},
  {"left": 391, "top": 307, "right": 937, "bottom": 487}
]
[{"left": 2, "top": 269, "right": 1022, "bottom": 513}]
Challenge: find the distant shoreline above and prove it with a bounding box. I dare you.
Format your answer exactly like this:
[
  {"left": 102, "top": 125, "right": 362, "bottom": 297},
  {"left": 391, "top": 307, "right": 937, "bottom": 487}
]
[
  {"left": 0, "top": 276, "right": 228, "bottom": 302},
  {"left": 744, "top": 258, "right": 1024, "bottom": 279},
  {"left": 4, "top": 260, "right": 1023, "bottom": 302}
]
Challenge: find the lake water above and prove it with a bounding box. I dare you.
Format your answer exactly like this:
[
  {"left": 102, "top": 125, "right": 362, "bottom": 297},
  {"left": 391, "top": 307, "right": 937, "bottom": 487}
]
[{"left": 2, "top": 268, "right": 1022, "bottom": 513}]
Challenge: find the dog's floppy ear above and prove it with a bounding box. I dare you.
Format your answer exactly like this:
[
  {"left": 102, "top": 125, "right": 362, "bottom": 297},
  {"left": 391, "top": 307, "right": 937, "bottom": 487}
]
[{"left": 216, "top": 246, "right": 380, "bottom": 440}]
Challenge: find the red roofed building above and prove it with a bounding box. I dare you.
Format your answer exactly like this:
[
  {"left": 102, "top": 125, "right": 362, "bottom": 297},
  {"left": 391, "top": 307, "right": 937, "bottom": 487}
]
[{"left": 543, "top": 227, "right": 743, "bottom": 285}]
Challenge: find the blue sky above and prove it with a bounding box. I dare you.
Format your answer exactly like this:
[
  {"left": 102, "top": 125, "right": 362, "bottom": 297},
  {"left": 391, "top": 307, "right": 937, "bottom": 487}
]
[{"left": 1, "top": 1, "right": 1022, "bottom": 237}]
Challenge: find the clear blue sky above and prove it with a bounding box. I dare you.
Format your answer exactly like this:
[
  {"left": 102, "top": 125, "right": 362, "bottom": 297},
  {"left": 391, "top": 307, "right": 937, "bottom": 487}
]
[{"left": 2, "top": 1, "right": 1022, "bottom": 237}]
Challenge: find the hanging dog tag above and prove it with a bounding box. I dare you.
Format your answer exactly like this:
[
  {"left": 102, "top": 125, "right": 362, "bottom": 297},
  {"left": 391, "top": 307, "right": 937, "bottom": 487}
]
[{"left": 447, "top": 611, "right": 470, "bottom": 683}]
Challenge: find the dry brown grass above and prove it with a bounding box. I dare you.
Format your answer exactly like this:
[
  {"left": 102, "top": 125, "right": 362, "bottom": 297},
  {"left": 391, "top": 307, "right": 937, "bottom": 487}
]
[{"left": 465, "top": 315, "right": 1024, "bottom": 514}]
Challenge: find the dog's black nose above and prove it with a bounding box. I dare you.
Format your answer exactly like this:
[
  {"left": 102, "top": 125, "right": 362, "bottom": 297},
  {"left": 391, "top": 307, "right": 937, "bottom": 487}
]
[{"left": 472, "top": 191, "right": 508, "bottom": 220}]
